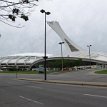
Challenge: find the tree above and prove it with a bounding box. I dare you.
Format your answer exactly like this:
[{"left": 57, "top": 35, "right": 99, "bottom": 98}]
[{"left": 0, "top": 0, "right": 38, "bottom": 27}]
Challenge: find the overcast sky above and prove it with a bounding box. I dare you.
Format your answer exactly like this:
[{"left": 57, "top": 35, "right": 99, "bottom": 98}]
[{"left": 0, "top": 0, "right": 107, "bottom": 56}]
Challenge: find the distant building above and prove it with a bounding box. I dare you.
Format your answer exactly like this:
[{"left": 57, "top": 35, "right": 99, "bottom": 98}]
[{"left": 0, "top": 21, "right": 107, "bottom": 71}]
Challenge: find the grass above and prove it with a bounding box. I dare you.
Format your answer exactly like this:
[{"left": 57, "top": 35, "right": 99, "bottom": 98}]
[
  {"left": 0, "top": 70, "right": 38, "bottom": 74},
  {"left": 0, "top": 70, "right": 60, "bottom": 74},
  {"left": 95, "top": 70, "right": 107, "bottom": 74}
]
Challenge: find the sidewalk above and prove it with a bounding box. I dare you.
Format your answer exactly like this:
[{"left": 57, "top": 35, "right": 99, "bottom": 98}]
[
  {"left": 17, "top": 69, "right": 107, "bottom": 83},
  {"left": 19, "top": 78, "right": 107, "bottom": 87},
  {"left": 1, "top": 69, "right": 106, "bottom": 87}
]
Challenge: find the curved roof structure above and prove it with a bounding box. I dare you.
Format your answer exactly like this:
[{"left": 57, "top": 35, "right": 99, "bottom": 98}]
[
  {"left": 0, "top": 53, "right": 52, "bottom": 70},
  {"left": 47, "top": 21, "right": 107, "bottom": 63},
  {"left": 0, "top": 21, "right": 107, "bottom": 70},
  {"left": 0, "top": 53, "right": 53, "bottom": 63}
]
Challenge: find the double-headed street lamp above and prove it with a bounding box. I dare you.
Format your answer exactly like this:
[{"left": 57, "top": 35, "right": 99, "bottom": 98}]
[
  {"left": 40, "top": 9, "right": 51, "bottom": 80},
  {"left": 59, "top": 42, "right": 64, "bottom": 71},
  {"left": 87, "top": 45, "right": 92, "bottom": 68}
]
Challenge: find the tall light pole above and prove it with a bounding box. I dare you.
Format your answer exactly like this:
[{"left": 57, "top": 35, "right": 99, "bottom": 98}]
[
  {"left": 40, "top": 9, "right": 51, "bottom": 80},
  {"left": 87, "top": 45, "right": 92, "bottom": 68},
  {"left": 59, "top": 42, "right": 64, "bottom": 71},
  {"left": 0, "top": 34, "right": 1, "bottom": 71}
]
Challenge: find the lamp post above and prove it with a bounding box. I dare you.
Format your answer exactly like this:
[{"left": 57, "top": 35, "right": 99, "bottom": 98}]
[
  {"left": 59, "top": 42, "right": 64, "bottom": 71},
  {"left": 16, "top": 66, "right": 18, "bottom": 78},
  {"left": 40, "top": 9, "right": 51, "bottom": 80},
  {"left": 87, "top": 45, "right": 92, "bottom": 68}
]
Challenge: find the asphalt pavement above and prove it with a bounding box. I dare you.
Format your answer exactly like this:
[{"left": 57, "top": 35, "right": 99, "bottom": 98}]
[
  {"left": 0, "top": 78, "right": 107, "bottom": 107},
  {"left": 1, "top": 69, "right": 107, "bottom": 88},
  {"left": 20, "top": 69, "right": 107, "bottom": 82}
]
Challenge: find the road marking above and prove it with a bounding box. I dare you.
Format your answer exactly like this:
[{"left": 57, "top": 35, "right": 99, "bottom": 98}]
[
  {"left": 7, "top": 82, "right": 12, "bottom": 84},
  {"left": 19, "top": 96, "right": 43, "bottom": 105},
  {"left": 84, "top": 94, "right": 107, "bottom": 99},
  {"left": 27, "top": 86, "right": 43, "bottom": 89}
]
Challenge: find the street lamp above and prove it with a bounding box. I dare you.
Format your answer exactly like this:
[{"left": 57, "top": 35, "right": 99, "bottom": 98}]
[
  {"left": 59, "top": 42, "right": 64, "bottom": 71},
  {"left": 40, "top": 9, "right": 51, "bottom": 80},
  {"left": 87, "top": 45, "right": 92, "bottom": 68}
]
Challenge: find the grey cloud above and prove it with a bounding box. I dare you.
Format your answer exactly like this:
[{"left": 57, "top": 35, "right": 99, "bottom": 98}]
[{"left": 0, "top": 0, "right": 107, "bottom": 56}]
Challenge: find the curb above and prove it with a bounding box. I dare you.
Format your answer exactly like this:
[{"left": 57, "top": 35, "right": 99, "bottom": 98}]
[{"left": 18, "top": 78, "right": 107, "bottom": 87}]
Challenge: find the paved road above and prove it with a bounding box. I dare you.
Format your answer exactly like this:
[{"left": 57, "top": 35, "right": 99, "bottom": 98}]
[
  {"left": 0, "top": 78, "right": 107, "bottom": 107},
  {"left": 1, "top": 69, "right": 107, "bottom": 82}
]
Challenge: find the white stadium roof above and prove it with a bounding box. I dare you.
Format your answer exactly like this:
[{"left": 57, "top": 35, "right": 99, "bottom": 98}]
[
  {"left": 47, "top": 21, "right": 107, "bottom": 63},
  {"left": 8, "top": 53, "right": 53, "bottom": 57},
  {"left": 0, "top": 21, "right": 107, "bottom": 71}
]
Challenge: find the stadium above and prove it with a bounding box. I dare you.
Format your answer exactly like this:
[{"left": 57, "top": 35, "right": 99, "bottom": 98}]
[{"left": 0, "top": 21, "right": 107, "bottom": 71}]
